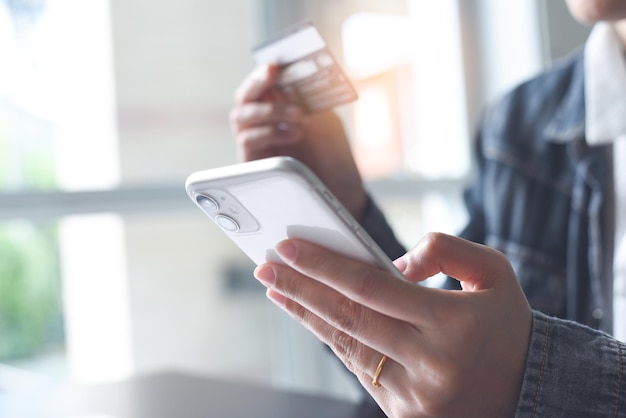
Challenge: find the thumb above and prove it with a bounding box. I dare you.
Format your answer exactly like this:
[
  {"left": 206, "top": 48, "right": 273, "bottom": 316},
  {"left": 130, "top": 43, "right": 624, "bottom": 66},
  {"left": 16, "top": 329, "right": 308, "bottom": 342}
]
[{"left": 394, "top": 232, "right": 514, "bottom": 291}]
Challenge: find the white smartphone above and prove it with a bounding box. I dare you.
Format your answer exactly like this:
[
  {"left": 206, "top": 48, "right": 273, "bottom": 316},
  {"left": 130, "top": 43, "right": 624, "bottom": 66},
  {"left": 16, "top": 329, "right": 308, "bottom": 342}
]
[{"left": 185, "top": 157, "right": 403, "bottom": 279}]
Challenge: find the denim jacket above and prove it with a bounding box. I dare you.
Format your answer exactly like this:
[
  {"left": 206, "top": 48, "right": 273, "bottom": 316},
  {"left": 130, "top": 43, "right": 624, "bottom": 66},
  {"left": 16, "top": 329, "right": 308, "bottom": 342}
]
[{"left": 361, "top": 51, "right": 626, "bottom": 415}]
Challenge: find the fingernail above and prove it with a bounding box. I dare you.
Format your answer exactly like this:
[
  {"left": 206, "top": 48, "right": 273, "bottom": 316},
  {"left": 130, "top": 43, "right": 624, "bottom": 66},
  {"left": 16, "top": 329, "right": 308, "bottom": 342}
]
[
  {"left": 276, "top": 241, "right": 297, "bottom": 263},
  {"left": 254, "top": 265, "right": 276, "bottom": 286},
  {"left": 394, "top": 256, "right": 408, "bottom": 274}
]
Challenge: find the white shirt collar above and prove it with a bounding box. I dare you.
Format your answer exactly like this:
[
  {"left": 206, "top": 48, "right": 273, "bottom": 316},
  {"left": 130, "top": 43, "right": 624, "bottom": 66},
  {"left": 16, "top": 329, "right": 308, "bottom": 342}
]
[{"left": 584, "top": 23, "right": 626, "bottom": 145}]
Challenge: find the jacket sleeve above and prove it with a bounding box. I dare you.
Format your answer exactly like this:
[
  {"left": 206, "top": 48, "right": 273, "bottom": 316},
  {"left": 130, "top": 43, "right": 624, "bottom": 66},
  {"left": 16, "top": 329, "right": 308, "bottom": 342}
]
[
  {"left": 359, "top": 194, "right": 407, "bottom": 261},
  {"left": 515, "top": 310, "right": 626, "bottom": 417}
]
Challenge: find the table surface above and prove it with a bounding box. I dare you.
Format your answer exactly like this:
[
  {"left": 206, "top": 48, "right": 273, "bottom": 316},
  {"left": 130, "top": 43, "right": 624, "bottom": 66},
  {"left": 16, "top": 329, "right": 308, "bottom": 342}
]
[{"left": 0, "top": 371, "right": 388, "bottom": 418}]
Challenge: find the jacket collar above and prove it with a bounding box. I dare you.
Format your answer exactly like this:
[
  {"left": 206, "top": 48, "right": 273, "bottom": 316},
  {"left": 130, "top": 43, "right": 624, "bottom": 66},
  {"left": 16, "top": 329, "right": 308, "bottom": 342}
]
[
  {"left": 542, "top": 52, "right": 586, "bottom": 144},
  {"left": 542, "top": 23, "right": 626, "bottom": 145}
]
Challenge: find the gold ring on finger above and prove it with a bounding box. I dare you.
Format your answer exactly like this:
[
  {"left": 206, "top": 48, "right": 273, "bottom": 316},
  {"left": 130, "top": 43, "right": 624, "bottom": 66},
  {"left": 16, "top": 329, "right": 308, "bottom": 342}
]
[{"left": 372, "top": 355, "right": 388, "bottom": 388}]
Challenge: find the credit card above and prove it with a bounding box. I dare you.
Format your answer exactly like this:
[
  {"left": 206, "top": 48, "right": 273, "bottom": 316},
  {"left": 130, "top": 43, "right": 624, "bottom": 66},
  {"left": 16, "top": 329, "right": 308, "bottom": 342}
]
[{"left": 253, "top": 21, "right": 358, "bottom": 113}]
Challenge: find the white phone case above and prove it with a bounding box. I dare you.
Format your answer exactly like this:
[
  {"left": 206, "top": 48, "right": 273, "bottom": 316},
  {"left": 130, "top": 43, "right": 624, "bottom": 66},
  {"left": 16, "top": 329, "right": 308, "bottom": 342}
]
[{"left": 185, "top": 157, "right": 403, "bottom": 278}]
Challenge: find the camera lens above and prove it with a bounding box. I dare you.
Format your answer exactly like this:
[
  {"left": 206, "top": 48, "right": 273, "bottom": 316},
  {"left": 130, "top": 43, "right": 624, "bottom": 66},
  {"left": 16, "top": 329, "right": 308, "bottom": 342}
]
[
  {"left": 215, "top": 215, "right": 240, "bottom": 232},
  {"left": 197, "top": 195, "right": 219, "bottom": 212}
]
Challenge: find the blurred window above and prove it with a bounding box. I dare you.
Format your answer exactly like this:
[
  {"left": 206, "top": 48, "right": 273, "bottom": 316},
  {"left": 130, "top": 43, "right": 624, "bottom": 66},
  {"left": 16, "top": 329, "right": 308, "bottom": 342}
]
[{"left": 0, "top": 0, "right": 129, "bottom": 383}]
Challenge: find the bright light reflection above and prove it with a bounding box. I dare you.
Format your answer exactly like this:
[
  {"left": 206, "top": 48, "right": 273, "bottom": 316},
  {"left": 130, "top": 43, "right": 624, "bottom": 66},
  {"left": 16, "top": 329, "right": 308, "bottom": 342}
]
[
  {"left": 342, "top": 2, "right": 470, "bottom": 179},
  {"left": 406, "top": 0, "right": 469, "bottom": 178},
  {"left": 343, "top": 13, "right": 412, "bottom": 80},
  {"left": 355, "top": 87, "right": 392, "bottom": 150},
  {"left": 60, "top": 214, "right": 132, "bottom": 384},
  {"left": 12, "top": 0, "right": 120, "bottom": 190}
]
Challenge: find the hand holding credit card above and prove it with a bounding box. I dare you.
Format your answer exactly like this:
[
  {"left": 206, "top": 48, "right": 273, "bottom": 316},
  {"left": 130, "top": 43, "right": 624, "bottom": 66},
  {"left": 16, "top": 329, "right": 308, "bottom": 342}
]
[{"left": 253, "top": 22, "right": 358, "bottom": 113}]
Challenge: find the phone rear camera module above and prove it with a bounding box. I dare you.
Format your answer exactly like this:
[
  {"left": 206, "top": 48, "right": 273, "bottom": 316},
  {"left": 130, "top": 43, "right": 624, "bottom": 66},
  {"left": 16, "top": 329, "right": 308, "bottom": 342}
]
[
  {"left": 199, "top": 188, "right": 259, "bottom": 233},
  {"left": 216, "top": 215, "right": 240, "bottom": 232},
  {"left": 197, "top": 195, "right": 219, "bottom": 212}
]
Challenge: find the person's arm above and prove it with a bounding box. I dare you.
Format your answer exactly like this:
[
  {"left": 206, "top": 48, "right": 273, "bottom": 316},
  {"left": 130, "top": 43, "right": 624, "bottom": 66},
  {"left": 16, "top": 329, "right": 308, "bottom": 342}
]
[
  {"left": 516, "top": 310, "right": 626, "bottom": 417},
  {"left": 229, "top": 64, "right": 368, "bottom": 219}
]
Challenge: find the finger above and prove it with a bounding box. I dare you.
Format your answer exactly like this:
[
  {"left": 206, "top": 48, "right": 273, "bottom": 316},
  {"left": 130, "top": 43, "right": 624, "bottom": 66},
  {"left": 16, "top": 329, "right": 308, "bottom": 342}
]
[
  {"left": 255, "top": 263, "right": 421, "bottom": 363},
  {"left": 395, "top": 232, "right": 515, "bottom": 291},
  {"left": 264, "top": 287, "right": 409, "bottom": 395},
  {"left": 272, "top": 239, "right": 441, "bottom": 325},
  {"left": 230, "top": 102, "right": 303, "bottom": 131},
  {"left": 235, "top": 125, "right": 303, "bottom": 158},
  {"left": 234, "top": 64, "right": 281, "bottom": 104}
]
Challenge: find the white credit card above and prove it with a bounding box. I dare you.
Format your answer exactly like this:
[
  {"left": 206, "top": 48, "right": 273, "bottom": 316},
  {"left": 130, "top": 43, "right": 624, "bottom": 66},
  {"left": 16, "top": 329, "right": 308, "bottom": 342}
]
[{"left": 253, "top": 21, "right": 358, "bottom": 113}]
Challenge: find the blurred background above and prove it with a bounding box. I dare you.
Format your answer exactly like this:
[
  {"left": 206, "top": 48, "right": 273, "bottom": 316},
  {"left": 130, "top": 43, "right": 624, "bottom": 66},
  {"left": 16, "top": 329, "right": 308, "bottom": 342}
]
[{"left": 0, "top": 0, "right": 589, "bottom": 402}]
